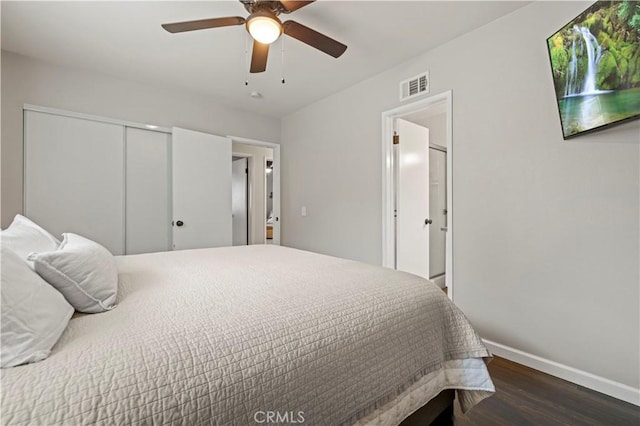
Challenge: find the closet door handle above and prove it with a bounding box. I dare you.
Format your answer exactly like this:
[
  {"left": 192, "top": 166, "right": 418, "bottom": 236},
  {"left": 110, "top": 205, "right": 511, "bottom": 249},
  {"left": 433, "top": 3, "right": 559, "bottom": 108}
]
[
  {"left": 176, "top": 220, "right": 184, "bottom": 227},
  {"left": 424, "top": 218, "right": 433, "bottom": 225}
]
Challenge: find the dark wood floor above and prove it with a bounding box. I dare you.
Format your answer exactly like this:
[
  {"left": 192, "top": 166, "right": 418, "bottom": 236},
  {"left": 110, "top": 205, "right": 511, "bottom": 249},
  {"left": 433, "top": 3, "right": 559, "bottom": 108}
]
[{"left": 453, "top": 357, "right": 640, "bottom": 425}]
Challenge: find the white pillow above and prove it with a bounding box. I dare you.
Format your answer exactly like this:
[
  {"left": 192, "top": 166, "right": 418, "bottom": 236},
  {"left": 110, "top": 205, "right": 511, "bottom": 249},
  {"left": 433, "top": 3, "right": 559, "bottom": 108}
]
[
  {"left": 1, "top": 244, "right": 74, "bottom": 368},
  {"left": 1, "top": 214, "right": 59, "bottom": 263},
  {"left": 28, "top": 233, "right": 118, "bottom": 314}
]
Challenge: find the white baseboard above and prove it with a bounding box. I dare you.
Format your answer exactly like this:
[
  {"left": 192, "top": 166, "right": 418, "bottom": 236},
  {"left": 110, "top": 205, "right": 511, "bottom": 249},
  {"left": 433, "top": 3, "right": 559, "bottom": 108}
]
[{"left": 482, "top": 339, "right": 640, "bottom": 406}]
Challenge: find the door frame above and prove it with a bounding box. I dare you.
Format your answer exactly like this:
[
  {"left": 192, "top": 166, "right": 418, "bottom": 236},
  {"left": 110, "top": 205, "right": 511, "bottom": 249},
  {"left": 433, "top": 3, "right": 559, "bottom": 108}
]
[
  {"left": 381, "top": 90, "right": 453, "bottom": 299},
  {"left": 228, "top": 135, "right": 281, "bottom": 245}
]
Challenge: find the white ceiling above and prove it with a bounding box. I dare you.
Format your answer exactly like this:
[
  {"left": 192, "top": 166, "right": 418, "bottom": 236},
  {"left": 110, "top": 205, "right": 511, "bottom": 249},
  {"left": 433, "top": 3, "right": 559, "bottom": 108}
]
[{"left": 1, "top": 1, "right": 529, "bottom": 118}]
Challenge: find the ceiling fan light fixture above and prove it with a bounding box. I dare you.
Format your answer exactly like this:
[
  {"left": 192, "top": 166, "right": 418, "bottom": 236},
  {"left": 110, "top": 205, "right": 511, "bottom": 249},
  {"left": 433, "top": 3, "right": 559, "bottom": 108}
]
[
  {"left": 247, "top": 13, "right": 282, "bottom": 44},
  {"left": 161, "top": 1, "right": 347, "bottom": 74}
]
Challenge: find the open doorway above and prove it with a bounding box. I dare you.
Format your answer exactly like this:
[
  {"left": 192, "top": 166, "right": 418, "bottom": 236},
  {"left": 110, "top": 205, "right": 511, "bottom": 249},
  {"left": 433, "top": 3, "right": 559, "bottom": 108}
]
[
  {"left": 266, "top": 160, "right": 274, "bottom": 243},
  {"left": 428, "top": 146, "right": 447, "bottom": 288},
  {"left": 401, "top": 109, "right": 448, "bottom": 289},
  {"left": 231, "top": 138, "right": 280, "bottom": 245},
  {"left": 382, "top": 91, "right": 453, "bottom": 298}
]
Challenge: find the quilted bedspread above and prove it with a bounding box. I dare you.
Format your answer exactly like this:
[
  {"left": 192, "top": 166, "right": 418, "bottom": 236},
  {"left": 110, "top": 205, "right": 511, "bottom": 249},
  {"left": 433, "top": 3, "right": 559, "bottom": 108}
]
[{"left": 1, "top": 245, "right": 494, "bottom": 425}]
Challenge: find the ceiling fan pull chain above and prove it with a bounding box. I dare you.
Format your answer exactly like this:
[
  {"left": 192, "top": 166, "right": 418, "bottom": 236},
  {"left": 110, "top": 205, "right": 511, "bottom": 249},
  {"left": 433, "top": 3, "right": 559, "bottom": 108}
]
[
  {"left": 245, "top": 32, "right": 250, "bottom": 85},
  {"left": 281, "top": 36, "right": 286, "bottom": 84}
]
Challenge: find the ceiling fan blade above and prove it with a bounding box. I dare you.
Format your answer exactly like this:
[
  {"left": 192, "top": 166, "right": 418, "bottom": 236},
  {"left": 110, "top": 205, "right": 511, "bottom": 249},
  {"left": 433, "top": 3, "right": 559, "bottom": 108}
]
[
  {"left": 250, "top": 40, "right": 269, "bottom": 73},
  {"left": 283, "top": 20, "right": 347, "bottom": 58},
  {"left": 161, "top": 17, "right": 245, "bottom": 33},
  {"left": 279, "top": 0, "right": 315, "bottom": 13}
]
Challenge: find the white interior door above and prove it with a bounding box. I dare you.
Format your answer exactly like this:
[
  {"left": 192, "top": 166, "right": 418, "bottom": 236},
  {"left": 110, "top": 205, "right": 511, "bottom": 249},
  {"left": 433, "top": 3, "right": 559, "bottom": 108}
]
[
  {"left": 172, "top": 127, "right": 232, "bottom": 250},
  {"left": 396, "top": 119, "right": 430, "bottom": 278},
  {"left": 125, "top": 127, "right": 171, "bottom": 254},
  {"left": 231, "top": 157, "right": 248, "bottom": 246},
  {"left": 24, "top": 110, "right": 125, "bottom": 255}
]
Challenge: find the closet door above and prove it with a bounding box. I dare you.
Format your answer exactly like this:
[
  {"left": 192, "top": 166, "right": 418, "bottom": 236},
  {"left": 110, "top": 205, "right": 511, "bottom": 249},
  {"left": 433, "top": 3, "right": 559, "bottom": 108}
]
[
  {"left": 125, "top": 128, "right": 171, "bottom": 254},
  {"left": 24, "top": 111, "right": 125, "bottom": 254},
  {"left": 172, "top": 127, "right": 232, "bottom": 250}
]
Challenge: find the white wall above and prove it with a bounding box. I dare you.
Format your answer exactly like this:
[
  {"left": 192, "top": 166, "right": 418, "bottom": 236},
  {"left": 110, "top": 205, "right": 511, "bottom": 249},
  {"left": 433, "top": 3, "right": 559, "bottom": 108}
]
[
  {"left": 232, "top": 142, "right": 273, "bottom": 245},
  {"left": 1, "top": 51, "right": 280, "bottom": 228},
  {"left": 281, "top": 0, "right": 639, "bottom": 393},
  {"left": 425, "top": 114, "right": 446, "bottom": 149}
]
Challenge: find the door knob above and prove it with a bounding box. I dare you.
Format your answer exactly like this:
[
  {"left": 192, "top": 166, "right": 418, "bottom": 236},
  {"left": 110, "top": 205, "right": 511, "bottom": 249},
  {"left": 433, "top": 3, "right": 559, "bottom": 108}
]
[
  {"left": 176, "top": 220, "right": 184, "bottom": 227},
  {"left": 425, "top": 218, "right": 433, "bottom": 225}
]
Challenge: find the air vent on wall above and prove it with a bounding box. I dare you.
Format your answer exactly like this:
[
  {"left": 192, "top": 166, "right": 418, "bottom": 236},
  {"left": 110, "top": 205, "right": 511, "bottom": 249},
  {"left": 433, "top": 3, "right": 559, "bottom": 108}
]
[{"left": 399, "top": 71, "right": 429, "bottom": 101}]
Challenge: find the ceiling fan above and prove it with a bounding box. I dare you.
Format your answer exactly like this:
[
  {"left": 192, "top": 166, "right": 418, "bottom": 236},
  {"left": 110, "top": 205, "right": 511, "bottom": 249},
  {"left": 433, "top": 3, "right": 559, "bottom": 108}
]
[{"left": 161, "top": 0, "right": 347, "bottom": 74}]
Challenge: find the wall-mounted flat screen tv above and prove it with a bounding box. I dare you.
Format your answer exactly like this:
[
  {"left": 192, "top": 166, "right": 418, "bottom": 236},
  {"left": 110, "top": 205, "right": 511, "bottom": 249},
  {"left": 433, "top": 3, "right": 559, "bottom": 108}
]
[{"left": 547, "top": 1, "right": 640, "bottom": 139}]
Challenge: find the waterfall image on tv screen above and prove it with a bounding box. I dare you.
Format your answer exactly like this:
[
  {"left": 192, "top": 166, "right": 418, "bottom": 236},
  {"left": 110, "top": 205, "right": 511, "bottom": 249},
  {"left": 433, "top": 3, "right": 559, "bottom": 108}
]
[{"left": 547, "top": 1, "right": 640, "bottom": 139}]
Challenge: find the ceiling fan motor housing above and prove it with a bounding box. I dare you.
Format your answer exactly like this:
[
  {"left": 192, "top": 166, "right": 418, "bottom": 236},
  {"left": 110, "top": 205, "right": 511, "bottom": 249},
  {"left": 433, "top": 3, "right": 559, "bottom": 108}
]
[{"left": 242, "top": 0, "right": 290, "bottom": 16}]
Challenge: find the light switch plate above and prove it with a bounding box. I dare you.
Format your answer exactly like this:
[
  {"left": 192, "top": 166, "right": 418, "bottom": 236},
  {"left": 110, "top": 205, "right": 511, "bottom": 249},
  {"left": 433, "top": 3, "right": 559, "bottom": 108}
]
[{"left": 301, "top": 206, "right": 307, "bottom": 217}]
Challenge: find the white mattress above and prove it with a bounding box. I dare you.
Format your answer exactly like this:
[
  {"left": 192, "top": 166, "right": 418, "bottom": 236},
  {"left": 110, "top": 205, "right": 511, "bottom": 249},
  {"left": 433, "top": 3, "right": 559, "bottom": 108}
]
[{"left": 1, "top": 245, "right": 494, "bottom": 425}]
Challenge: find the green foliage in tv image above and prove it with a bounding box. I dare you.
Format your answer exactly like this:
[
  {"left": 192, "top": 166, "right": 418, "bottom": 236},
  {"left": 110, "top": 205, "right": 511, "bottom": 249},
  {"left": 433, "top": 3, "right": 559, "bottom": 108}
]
[
  {"left": 548, "top": 0, "right": 640, "bottom": 94},
  {"left": 547, "top": 1, "right": 640, "bottom": 137}
]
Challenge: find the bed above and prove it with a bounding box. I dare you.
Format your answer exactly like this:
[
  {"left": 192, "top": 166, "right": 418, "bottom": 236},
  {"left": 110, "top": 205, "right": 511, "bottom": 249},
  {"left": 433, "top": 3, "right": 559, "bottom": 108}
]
[{"left": 1, "top": 245, "right": 494, "bottom": 425}]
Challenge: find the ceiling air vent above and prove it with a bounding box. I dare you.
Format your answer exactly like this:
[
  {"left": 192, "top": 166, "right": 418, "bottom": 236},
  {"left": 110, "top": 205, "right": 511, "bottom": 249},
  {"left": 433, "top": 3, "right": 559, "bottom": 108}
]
[{"left": 399, "top": 71, "right": 429, "bottom": 101}]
